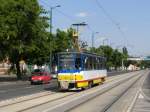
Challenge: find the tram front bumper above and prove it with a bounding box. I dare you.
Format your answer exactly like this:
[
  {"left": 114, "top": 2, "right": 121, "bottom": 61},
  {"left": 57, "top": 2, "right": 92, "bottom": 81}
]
[{"left": 58, "top": 80, "right": 88, "bottom": 89}]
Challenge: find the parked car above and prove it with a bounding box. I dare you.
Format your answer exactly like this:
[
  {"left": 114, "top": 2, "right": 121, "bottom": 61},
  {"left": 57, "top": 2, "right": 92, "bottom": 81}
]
[{"left": 30, "top": 69, "right": 52, "bottom": 84}]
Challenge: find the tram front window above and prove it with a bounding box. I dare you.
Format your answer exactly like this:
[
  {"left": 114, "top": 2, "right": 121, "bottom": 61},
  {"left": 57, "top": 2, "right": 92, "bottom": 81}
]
[
  {"left": 60, "top": 60, "right": 75, "bottom": 70},
  {"left": 59, "top": 53, "right": 75, "bottom": 71}
]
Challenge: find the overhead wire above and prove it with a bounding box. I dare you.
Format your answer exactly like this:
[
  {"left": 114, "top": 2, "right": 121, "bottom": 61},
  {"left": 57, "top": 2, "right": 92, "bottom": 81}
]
[
  {"left": 39, "top": 0, "right": 102, "bottom": 48},
  {"left": 95, "top": 0, "right": 128, "bottom": 46}
]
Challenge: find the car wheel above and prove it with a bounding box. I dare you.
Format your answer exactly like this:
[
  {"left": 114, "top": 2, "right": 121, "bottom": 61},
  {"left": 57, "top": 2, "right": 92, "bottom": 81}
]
[
  {"left": 42, "top": 80, "right": 45, "bottom": 84},
  {"left": 30, "top": 82, "right": 34, "bottom": 85}
]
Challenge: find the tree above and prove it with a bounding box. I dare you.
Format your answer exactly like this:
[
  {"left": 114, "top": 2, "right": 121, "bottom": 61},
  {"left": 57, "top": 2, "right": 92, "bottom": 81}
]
[
  {"left": 0, "top": 0, "right": 50, "bottom": 79},
  {"left": 98, "top": 46, "right": 114, "bottom": 70},
  {"left": 122, "top": 47, "right": 129, "bottom": 68},
  {"left": 112, "top": 49, "right": 123, "bottom": 70},
  {"left": 53, "top": 28, "right": 75, "bottom": 53}
]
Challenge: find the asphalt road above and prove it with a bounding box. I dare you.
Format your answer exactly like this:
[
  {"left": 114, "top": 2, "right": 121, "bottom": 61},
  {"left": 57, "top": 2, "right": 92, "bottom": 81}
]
[
  {"left": 0, "top": 71, "right": 133, "bottom": 101},
  {"left": 0, "top": 80, "right": 58, "bottom": 101},
  {"left": 132, "top": 71, "right": 150, "bottom": 112},
  {"left": 142, "top": 71, "right": 150, "bottom": 97}
]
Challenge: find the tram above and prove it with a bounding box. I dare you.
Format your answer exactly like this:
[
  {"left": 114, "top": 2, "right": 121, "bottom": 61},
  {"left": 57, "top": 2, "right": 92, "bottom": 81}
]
[{"left": 57, "top": 52, "right": 107, "bottom": 90}]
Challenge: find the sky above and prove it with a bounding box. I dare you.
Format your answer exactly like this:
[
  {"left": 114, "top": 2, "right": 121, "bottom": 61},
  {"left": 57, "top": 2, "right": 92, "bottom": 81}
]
[{"left": 38, "top": 0, "right": 150, "bottom": 57}]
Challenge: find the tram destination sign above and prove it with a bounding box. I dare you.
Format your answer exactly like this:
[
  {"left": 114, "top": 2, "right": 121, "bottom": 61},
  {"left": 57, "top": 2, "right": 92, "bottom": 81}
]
[{"left": 59, "top": 53, "right": 74, "bottom": 62}]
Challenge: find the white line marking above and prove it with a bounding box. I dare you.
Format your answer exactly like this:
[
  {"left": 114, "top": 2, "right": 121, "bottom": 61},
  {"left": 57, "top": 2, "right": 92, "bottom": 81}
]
[
  {"left": 138, "top": 93, "right": 144, "bottom": 99},
  {"left": 126, "top": 89, "right": 140, "bottom": 112},
  {"left": 25, "top": 86, "right": 33, "bottom": 89},
  {"left": 0, "top": 90, "right": 6, "bottom": 93},
  {"left": 42, "top": 74, "right": 140, "bottom": 112},
  {"left": 126, "top": 71, "right": 148, "bottom": 112}
]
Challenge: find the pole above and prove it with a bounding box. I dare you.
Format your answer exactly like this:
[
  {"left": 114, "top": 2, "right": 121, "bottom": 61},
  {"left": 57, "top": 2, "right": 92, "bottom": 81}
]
[
  {"left": 49, "top": 8, "right": 52, "bottom": 72},
  {"left": 49, "top": 5, "right": 60, "bottom": 73},
  {"left": 122, "top": 59, "right": 124, "bottom": 70},
  {"left": 50, "top": 7, "right": 52, "bottom": 34},
  {"left": 92, "top": 32, "right": 94, "bottom": 48},
  {"left": 92, "top": 32, "right": 99, "bottom": 48},
  {"left": 103, "top": 39, "right": 105, "bottom": 46}
]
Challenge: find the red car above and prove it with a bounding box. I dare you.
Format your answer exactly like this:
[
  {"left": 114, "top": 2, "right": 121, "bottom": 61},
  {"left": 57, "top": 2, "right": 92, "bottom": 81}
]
[{"left": 30, "top": 69, "right": 52, "bottom": 84}]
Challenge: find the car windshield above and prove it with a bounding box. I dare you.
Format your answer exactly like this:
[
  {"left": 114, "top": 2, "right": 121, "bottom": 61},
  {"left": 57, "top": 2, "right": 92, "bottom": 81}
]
[
  {"left": 32, "top": 69, "right": 47, "bottom": 76},
  {"left": 32, "top": 69, "right": 43, "bottom": 73}
]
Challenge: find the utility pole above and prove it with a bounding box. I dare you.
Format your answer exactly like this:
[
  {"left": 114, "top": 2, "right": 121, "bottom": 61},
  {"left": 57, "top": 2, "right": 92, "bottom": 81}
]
[
  {"left": 92, "top": 32, "right": 99, "bottom": 48},
  {"left": 49, "top": 5, "right": 60, "bottom": 72},
  {"left": 50, "top": 5, "right": 61, "bottom": 34},
  {"left": 122, "top": 59, "right": 124, "bottom": 70},
  {"left": 103, "top": 38, "right": 108, "bottom": 46}
]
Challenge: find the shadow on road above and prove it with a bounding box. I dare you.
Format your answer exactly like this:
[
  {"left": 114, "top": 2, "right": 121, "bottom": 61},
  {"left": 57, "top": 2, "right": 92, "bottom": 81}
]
[{"left": 0, "top": 75, "right": 29, "bottom": 82}]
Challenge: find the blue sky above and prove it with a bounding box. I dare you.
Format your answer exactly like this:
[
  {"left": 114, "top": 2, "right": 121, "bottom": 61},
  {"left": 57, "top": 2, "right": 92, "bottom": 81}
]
[{"left": 38, "top": 0, "right": 150, "bottom": 56}]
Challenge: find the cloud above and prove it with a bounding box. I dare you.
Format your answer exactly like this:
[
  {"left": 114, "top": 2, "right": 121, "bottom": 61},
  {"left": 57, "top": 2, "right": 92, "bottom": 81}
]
[{"left": 76, "top": 12, "right": 88, "bottom": 18}]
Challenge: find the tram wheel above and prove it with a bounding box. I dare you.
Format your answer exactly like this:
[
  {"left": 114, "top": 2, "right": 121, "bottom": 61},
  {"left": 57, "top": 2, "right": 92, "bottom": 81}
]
[{"left": 88, "top": 81, "right": 93, "bottom": 88}]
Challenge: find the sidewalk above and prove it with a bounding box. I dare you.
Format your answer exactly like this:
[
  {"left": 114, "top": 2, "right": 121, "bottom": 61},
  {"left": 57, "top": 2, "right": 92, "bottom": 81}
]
[{"left": 0, "top": 74, "right": 29, "bottom": 82}]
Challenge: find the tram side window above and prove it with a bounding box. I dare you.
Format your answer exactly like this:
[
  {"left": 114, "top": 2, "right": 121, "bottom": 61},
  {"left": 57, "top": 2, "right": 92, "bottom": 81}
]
[
  {"left": 90, "top": 56, "right": 93, "bottom": 70},
  {"left": 102, "top": 58, "right": 106, "bottom": 69},
  {"left": 93, "top": 57, "right": 97, "bottom": 70},
  {"left": 96, "top": 58, "right": 100, "bottom": 70},
  {"left": 75, "top": 58, "right": 81, "bottom": 70},
  {"left": 98, "top": 58, "right": 101, "bottom": 70},
  {"left": 84, "top": 56, "right": 92, "bottom": 70},
  {"left": 98, "top": 58, "right": 103, "bottom": 70},
  {"left": 84, "top": 57, "right": 88, "bottom": 70}
]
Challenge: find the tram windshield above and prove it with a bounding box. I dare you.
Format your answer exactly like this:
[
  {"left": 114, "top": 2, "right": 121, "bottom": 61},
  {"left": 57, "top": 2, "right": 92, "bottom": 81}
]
[
  {"left": 58, "top": 53, "right": 75, "bottom": 71},
  {"left": 58, "top": 52, "right": 106, "bottom": 71}
]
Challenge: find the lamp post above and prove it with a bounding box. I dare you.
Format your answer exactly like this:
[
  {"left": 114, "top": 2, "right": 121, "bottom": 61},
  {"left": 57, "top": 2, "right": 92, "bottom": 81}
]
[
  {"left": 102, "top": 38, "right": 108, "bottom": 46},
  {"left": 92, "top": 32, "right": 99, "bottom": 48},
  {"left": 50, "top": 5, "right": 61, "bottom": 34},
  {"left": 49, "top": 5, "right": 60, "bottom": 73}
]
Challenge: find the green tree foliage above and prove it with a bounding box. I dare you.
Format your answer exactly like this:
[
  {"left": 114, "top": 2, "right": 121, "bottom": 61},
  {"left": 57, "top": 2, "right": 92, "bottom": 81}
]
[
  {"left": 98, "top": 46, "right": 113, "bottom": 69},
  {"left": 122, "top": 47, "right": 128, "bottom": 68},
  {"left": 140, "top": 60, "right": 150, "bottom": 69},
  {"left": 53, "top": 28, "right": 74, "bottom": 53},
  {"left": 112, "top": 49, "right": 123, "bottom": 70},
  {"left": 0, "top": 0, "right": 50, "bottom": 79}
]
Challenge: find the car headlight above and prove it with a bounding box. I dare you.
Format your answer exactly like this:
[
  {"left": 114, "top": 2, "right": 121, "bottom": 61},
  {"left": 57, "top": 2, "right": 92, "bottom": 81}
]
[{"left": 39, "top": 77, "right": 42, "bottom": 80}]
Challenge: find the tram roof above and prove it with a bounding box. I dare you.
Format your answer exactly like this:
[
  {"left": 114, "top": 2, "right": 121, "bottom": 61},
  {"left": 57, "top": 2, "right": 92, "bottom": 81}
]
[{"left": 57, "top": 51, "right": 105, "bottom": 59}]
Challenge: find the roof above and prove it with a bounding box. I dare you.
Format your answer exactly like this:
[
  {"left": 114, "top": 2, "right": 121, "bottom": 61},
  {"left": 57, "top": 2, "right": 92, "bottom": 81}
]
[{"left": 57, "top": 51, "right": 106, "bottom": 59}]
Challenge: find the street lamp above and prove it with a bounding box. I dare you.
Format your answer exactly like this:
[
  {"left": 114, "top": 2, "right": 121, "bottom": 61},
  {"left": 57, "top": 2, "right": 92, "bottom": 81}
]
[
  {"left": 49, "top": 5, "right": 60, "bottom": 73},
  {"left": 102, "top": 38, "right": 108, "bottom": 46},
  {"left": 50, "top": 5, "right": 61, "bottom": 34},
  {"left": 92, "top": 32, "right": 99, "bottom": 48}
]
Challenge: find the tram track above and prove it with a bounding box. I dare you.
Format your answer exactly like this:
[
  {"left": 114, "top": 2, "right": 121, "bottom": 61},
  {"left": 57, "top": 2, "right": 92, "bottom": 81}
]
[
  {"left": 65, "top": 72, "right": 145, "bottom": 112},
  {"left": 0, "top": 91, "right": 56, "bottom": 108},
  {"left": 67, "top": 71, "right": 149, "bottom": 112},
  {"left": 22, "top": 71, "right": 144, "bottom": 112},
  {"left": 99, "top": 74, "right": 143, "bottom": 112},
  {"left": 1, "top": 75, "right": 122, "bottom": 112},
  {"left": 0, "top": 71, "right": 130, "bottom": 108},
  {"left": 0, "top": 71, "right": 144, "bottom": 112},
  {"left": 0, "top": 90, "right": 76, "bottom": 112}
]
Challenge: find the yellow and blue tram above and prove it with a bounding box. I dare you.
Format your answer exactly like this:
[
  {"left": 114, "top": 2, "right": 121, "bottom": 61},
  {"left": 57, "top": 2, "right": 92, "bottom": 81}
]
[{"left": 57, "top": 52, "right": 107, "bottom": 90}]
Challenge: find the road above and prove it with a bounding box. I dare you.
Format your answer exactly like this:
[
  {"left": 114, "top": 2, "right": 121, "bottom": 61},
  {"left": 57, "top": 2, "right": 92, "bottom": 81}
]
[
  {"left": 131, "top": 70, "right": 150, "bottom": 112},
  {"left": 0, "top": 80, "right": 58, "bottom": 101},
  {"left": 0, "top": 71, "right": 132, "bottom": 101},
  {"left": 0, "top": 70, "right": 147, "bottom": 112}
]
